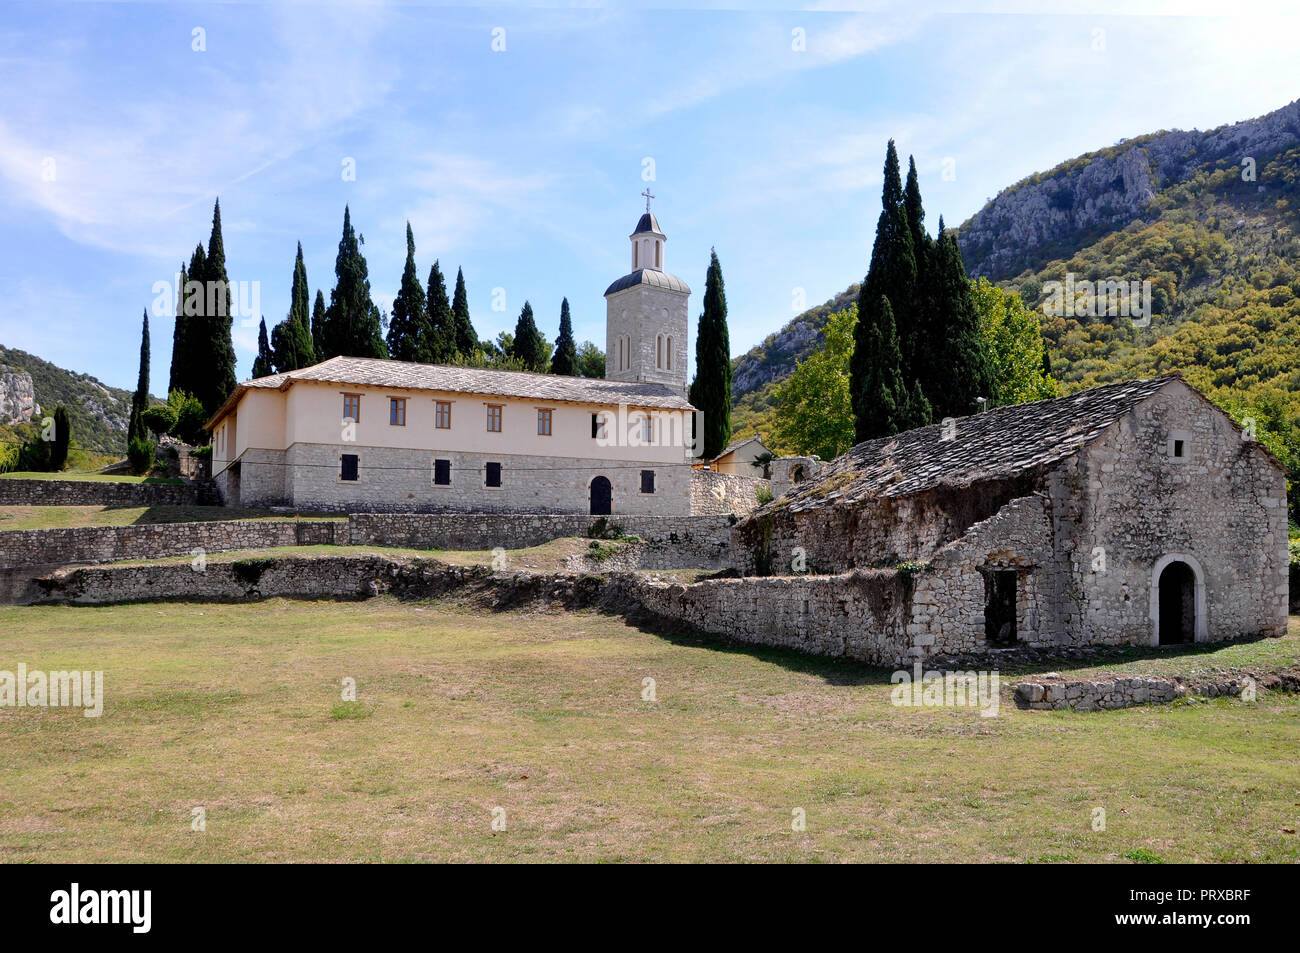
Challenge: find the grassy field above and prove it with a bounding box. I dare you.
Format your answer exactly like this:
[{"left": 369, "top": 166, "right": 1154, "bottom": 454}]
[
  {"left": 0, "top": 505, "right": 346, "bottom": 532},
  {"left": 0, "top": 599, "right": 1296, "bottom": 863}
]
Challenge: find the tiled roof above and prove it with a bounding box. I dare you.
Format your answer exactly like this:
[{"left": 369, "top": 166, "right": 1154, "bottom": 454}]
[
  {"left": 207, "top": 355, "right": 693, "bottom": 428},
  {"left": 604, "top": 268, "right": 691, "bottom": 296},
  {"left": 776, "top": 375, "right": 1185, "bottom": 511}
]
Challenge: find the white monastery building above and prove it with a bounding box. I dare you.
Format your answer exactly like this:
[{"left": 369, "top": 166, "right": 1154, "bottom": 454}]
[{"left": 207, "top": 207, "right": 761, "bottom": 516}]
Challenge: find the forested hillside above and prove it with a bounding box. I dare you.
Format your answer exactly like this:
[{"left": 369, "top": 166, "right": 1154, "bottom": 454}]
[{"left": 0, "top": 345, "right": 138, "bottom": 454}]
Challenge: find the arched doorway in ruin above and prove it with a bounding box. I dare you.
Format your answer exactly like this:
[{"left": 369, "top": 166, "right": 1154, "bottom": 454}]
[{"left": 1149, "top": 553, "right": 1207, "bottom": 646}]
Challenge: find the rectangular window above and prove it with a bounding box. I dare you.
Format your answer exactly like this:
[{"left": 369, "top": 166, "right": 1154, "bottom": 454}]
[
  {"left": 640, "top": 469, "right": 655, "bottom": 494},
  {"left": 537, "top": 408, "right": 553, "bottom": 436},
  {"left": 1173, "top": 439, "right": 1184, "bottom": 458},
  {"left": 486, "top": 404, "right": 502, "bottom": 433},
  {"left": 342, "top": 394, "right": 360, "bottom": 423},
  {"left": 591, "top": 412, "right": 607, "bottom": 440},
  {"left": 433, "top": 458, "right": 451, "bottom": 486},
  {"left": 389, "top": 398, "right": 406, "bottom": 426},
  {"left": 435, "top": 401, "right": 452, "bottom": 429},
  {"left": 485, "top": 462, "right": 502, "bottom": 488},
  {"left": 340, "top": 454, "right": 359, "bottom": 482},
  {"left": 642, "top": 416, "right": 654, "bottom": 443}
]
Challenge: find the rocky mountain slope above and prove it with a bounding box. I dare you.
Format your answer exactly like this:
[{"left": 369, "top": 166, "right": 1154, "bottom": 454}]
[
  {"left": 0, "top": 346, "right": 135, "bottom": 454},
  {"left": 959, "top": 98, "right": 1300, "bottom": 281}
]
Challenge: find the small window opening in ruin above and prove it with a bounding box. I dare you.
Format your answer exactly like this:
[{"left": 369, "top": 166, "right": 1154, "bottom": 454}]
[
  {"left": 984, "top": 569, "right": 1018, "bottom": 645},
  {"left": 790, "top": 465, "right": 806, "bottom": 484},
  {"left": 1173, "top": 439, "right": 1184, "bottom": 458}
]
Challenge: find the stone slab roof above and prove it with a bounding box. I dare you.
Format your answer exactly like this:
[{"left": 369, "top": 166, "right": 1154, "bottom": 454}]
[
  {"left": 776, "top": 375, "right": 1189, "bottom": 511},
  {"left": 604, "top": 268, "right": 691, "bottom": 296},
  {"left": 207, "top": 355, "right": 693, "bottom": 429}
]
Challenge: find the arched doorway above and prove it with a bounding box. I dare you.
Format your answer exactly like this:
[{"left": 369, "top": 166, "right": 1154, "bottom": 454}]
[
  {"left": 1149, "top": 554, "right": 1207, "bottom": 646},
  {"left": 590, "top": 476, "right": 612, "bottom": 515}
]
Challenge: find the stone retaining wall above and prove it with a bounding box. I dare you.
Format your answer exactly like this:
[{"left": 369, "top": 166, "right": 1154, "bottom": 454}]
[
  {"left": 348, "top": 512, "right": 735, "bottom": 569},
  {"left": 0, "top": 478, "right": 202, "bottom": 507},
  {"left": 0, "top": 520, "right": 340, "bottom": 570}
]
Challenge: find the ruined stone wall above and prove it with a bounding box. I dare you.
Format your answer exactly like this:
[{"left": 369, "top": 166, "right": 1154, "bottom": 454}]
[
  {"left": 732, "top": 474, "right": 1039, "bottom": 576},
  {"left": 0, "top": 520, "right": 340, "bottom": 570},
  {"left": 689, "top": 469, "right": 769, "bottom": 516},
  {"left": 634, "top": 569, "right": 914, "bottom": 665},
  {"left": 0, "top": 478, "right": 201, "bottom": 507},
  {"left": 908, "top": 493, "right": 1058, "bottom": 659}
]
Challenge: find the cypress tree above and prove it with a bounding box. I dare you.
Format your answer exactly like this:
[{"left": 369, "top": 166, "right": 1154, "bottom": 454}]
[
  {"left": 857, "top": 296, "right": 910, "bottom": 440},
  {"left": 129, "top": 309, "right": 150, "bottom": 442},
  {"left": 50, "top": 406, "right": 70, "bottom": 472},
  {"left": 418, "top": 261, "right": 455, "bottom": 364},
  {"left": 687, "top": 249, "right": 732, "bottom": 460},
  {"left": 199, "top": 198, "right": 238, "bottom": 415},
  {"left": 252, "top": 316, "right": 275, "bottom": 378},
  {"left": 172, "top": 243, "right": 206, "bottom": 398},
  {"left": 271, "top": 242, "right": 316, "bottom": 372},
  {"left": 852, "top": 140, "right": 918, "bottom": 443},
  {"left": 929, "top": 229, "right": 991, "bottom": 419},
  {"left": 904, "top": 155, "right": 935, "bottom": 388},
  {"left": 311, "top": 290, "right": 326, "bottom": 361},
  {"left": 321, "top": 206, "right": 386, "bottom": 360},
  {"left": 550, "top": 298, "right": 577, "bottom": 375},
  {"left": 451, "top": 267, "right": 477, "bottom": 358},
  {"left": 510, "top": 302, "right": 545, "bottom": 371},
  {"left": 168, "top": 262, "right": 188, "bottom": 395},
  {"left": 386, "top": 223, "right": 429, "bottom": 362}
]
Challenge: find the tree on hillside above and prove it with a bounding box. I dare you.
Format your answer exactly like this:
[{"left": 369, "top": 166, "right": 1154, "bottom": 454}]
[
  {"left": 129, "top": 309, "right": 150, "bottom": 443},
  {"left": 970, "top": 277, "right": 1058, "bottom": 406},
  {"left": 271, "top": 243, "right": 317, "bottom": 372},
  {"left": 385, "top": 223, "right": 429, "bottom": 362},
  {"left": 770, "top": 305, "right": 858, "bottom": 461},
  {"left": 510, "top": 302, "right": 546, "bottom": 372},
  {"left": 451, "top": 267, "right": 477, "bottom": 359},
  {"left": 550, "top": 298, "right": 578, "bottom": 375},
  {"left": 50, "top": 406, "right": 71, "bottom": 471},
  {"left": 251, "top": 316, "right": 275, "bottom": 378},
  {"left": 576, "top": 341, "right": 605, "bottom": 378},
  {"left": 319, "top": 206, "right": 387, "bottom": 360},
  {"left": 689, "top": 249, "right": 733, "bottom": 460},
  {"left": 418, "top": 261, "right": 455, "bottom": 364},
  {"left": 852, "top": 140, "right": 919, "bottom": 443}
]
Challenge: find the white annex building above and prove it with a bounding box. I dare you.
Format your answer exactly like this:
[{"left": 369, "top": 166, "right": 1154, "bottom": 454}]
[{"left": 207, "top": 206, "right": 761, "bottom": 516}]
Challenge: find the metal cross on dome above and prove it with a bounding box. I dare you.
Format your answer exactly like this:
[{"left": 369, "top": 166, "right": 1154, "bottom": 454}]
[{"left": 641, "top": 188, "right": 655, "bottom": 212}]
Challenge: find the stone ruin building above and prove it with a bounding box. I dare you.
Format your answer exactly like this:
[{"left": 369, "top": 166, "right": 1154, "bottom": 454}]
[{"left": 730, "top": 374, "right": 1289, "bottom": 660}]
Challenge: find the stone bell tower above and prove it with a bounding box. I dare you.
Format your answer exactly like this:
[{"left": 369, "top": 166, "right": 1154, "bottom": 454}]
[{"left": 603, "top": 191, "right": 691, "bottom": 396}]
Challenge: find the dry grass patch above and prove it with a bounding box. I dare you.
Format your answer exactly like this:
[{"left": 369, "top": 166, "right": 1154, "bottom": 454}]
[{"left": 0, "top": 600, "right": 1296, "bottom": 863}]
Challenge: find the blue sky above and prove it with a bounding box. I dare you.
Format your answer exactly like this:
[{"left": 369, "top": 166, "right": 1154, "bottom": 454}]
[{"left": 1, "top": 1, "right": 1299, "bottom": 393}]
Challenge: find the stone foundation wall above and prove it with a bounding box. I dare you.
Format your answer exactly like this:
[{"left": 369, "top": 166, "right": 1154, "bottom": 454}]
[
  {"left": 0, "top": 478, "right": 201, "bottom": 507},
  {"left": 0, "top": 520, "right": 340, "bottom": 571},
  {"left": 689, "top": 469, "right": 769, "bottom": 516}
]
